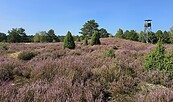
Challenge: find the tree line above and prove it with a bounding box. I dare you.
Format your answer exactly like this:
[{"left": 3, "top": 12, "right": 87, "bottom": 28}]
[
  {"left": 0, "top": 19, "right": 173, "bottom": 44},
  {"left": 115, "top": 28, "right": 173, "bottom": 44}
]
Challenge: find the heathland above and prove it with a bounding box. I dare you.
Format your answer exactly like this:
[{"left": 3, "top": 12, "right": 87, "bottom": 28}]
[{"left": 1, "top": 38, "right": 173, "bottom": 102}]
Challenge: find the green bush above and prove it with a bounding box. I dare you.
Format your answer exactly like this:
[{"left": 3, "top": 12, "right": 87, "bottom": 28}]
[
  {"left": 102, "top": 49, "right": 115, "bottom": 58},
  {"left": 83, "top": 37, "right": 88, "bottom": 46},
  {"left": 144, "top": 40, "right": 173, "bottom": 77},
  {"left": 144, "top": 41, "right": 165, "bottom": 71},
  {"left": 63, "top": 31, "right": 75, "bottom": 49},
  {"left": 18, "top": 51, "right": 37, "bottom": 60},
  {"left": 90, "top": 31, "right": 101, "bottom": 46}
]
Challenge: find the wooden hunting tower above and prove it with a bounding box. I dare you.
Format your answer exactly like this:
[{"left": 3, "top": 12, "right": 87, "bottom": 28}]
[{"left": 144, "top": 19, "right": 152, "bottom": 43}]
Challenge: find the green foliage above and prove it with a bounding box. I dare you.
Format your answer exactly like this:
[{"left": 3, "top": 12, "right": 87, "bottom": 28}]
[
  {"left": 162, "top": 31, "right": 171, "bottom": 44},
  {"left": 58, "top": 36, "right": 65, "bottom": 42},
  {"left": 33, "top": 33, "right": 40, "bottom": 42},
  {"left": 74, "top": 35, "right": 81, "bottom": 42},
  {"left": 99, "top": 28, "right": 109, "bottom": 38},
  {"left": 148, "top": 31, "right": 157, "bottom": 44},
  {"left": 47, "top": 29, "right": 60, "bottom": 42},
  {"left": 18, "top": 51, "right": 37, "bottom": 60},
  {"left": 0, "top": 33, "right": 7, "bottom": 42},
  {"left": 90, "top": 31, "right": 101, "bottom": 46},
  {"left": 164, "top": 52, "right": 173, "bottom": 76},
  {"left": 7, "top": 28, "right": 29, "bottom": 43},
  {"left": 64, "top": 31, "right": 75, "bottom": 49},
  {"left": 155, "top": 30, "right": 163, "bottom": 41},
  {"left": 144, "top": 41, "right": 165, "bottom": 71},
  {"left": 80, "top": 20, "right": 99, "bottom": 37},
  {"left": 144, "top": 40, "right": 173, "bottom": 77},
  {"left": 0, "top": 43, "right": 8, "bottom": 50},
  {"left": 102, "top": 49, "right": 115, "bottom": 58},
  {"left": 83, "top": 37, "right": 88, "bottom": 46},
  {"left": 124, "top": 30, "right": 139, "bottom": 41},
  {"left": 115, "top": 28, "right": 124, "bottom": 39},
  {"left": 40, "top": 31, "right": 49, "bottom": 43},
  {"left": 138, "top": 31, "right": 146, "bottom": 43}
]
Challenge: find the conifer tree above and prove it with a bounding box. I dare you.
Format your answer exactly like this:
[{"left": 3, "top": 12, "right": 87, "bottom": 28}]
[
  {"left": 90, "top": 31, "right": 101, "bottom": 46},
  {"left": 64, "top": 31, "right": 75, "bottom": 49},
  {"left": 83, "top": 37, "right": 88, "bottom": 46}
]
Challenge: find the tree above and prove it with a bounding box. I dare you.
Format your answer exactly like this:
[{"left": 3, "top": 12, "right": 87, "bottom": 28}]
[
  {"left": 34, "top": 33, "right": 40, "bottom": 42},
  {"left": 124, "top": 30, "right": 138, "bottom": 41},
  {"left": 7, "top": 28, "right": 29, "bottom": 43},
  {"left": 80, "top": 20, "right": 99, "bottom": 37},
  {"left": 155, "top": 30, "right": 163, "bottom": 41},
  {"left": 83, "top": 37, "right": 88, "bottom": 46},
  {"left": 147, "top": 31, "right": 157, "bottom": 44},
  {"left": 18, "top": 28, "right": 29, "bottom": 42},
  {"left": 47, "top": 29, "right": 59, "bottom": 42},
  {"left": 64, "top": 31, "right": 75, "bottom": 49},
  {"left": 144, "top": 40, "right": 165, "bottom": 71},
  {"left": 162, "top": 31, "right": 171, "bottom": 44},
  {"left": 138, "top": 31, "right": 146, "bottom": 43},
  {"left": 90, "top": 31, "right": 101, "bottom": 46},
  {"left": 99, "top": 28, "right": 109, "bottom": 38},
  {"left": 40, "top": 31, "right": 48, "bottom": 43},
  {"left": 115, "top": 28, "right": 124, "bottom": 39},
  {"left": 0, "top": 33, "right": 6, "bottom": 42},
  {"left": 170, "top": 26, "right": 173, "bottom": 43},
  {"left": 144, "top": 40, "right": 173, "bottom": 77}
]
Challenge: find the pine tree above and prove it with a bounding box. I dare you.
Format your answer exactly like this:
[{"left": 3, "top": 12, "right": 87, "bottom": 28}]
[
  {"left": 90, "top": 31, "right": 101, "bottom": 46},
  {"left": 64, "top": 31, "right": 75, "bottom": 49}
]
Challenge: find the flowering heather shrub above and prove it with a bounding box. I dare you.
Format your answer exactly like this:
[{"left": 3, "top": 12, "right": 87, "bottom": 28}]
[
  {"left": 18, "top": 51, "right": 38, "bottom": 60},
  {"left": 137, "top": 88, "right": 173, "bottom": 102},
  {"left": 31, "top": 49, "right": 67, "bottom": 61},
  {"left": 106, "top": 75, "right": 138, "bottom": 102},
  {"left": 102, "top": 49, "right": 115, "bottom": 58},
  {"left": 92, "top": 63, "right": 121, "bottom": 84},
  {"left": 0, "top": 61, "right": 17, "bottom": 81},
  {"left": 140, "top": 70, "right": 171, "bottom": 86},
  {"left": 2, "top": 38, "right": 173, "bottom": 101},
  {"left": 30, "top": 61, "right": 59, "bottom": 82}
]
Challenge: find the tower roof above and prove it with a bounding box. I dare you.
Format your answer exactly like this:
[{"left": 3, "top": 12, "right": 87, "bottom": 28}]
[{"left": 144, "top": 19, "right": 152, "bottom": 21}]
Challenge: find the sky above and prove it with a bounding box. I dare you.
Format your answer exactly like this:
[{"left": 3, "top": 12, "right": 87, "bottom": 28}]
[{"left": 0, "top": 0, "right": 173, "bottom": 35}]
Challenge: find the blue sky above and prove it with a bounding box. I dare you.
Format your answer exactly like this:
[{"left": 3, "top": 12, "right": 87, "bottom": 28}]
[{"left": 0, "top": 0, "right": 173, "bottom": 35}]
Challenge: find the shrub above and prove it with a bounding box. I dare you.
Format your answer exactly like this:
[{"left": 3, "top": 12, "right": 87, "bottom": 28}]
[
  {"left": 92, "top": 63, "right": 122, "bottom": 85},
  {"left": 31, "top": 61, "right": 58, "bottom": 82},
  {"left": 164, "top": 52, "right": 173, "bottom": 76},
  {"left": 0, "top": 43, "right": 8, "bottom": 50},
  {"left": 106, "top": 75, "right": 137, "bottom": 102},
  {"left": 63, "top": 31, "right": 75, "bottom": 49},
  {"left": 83, "top": 37, "right": 88, "bottom": 46},
  {"left": 102, "top": 49, "right": 115, "bottom": 58},
  {"left": 0, "top": 62, "right": 16, "bottom": 81},
  {"left": 90, "top": 31, "right": 101, "bottom": 46},
  {"left": 144, "top": 40, "right": 173, "bottom": 77},
  {"left": 144, "top": 40, "right": 165, "bottom": 71},
  {"left": 18, "top": 51, "right": 37, "bottom": 60},
  {"left": 137, "top": 88, "right": 173, "bottom": 102}
]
